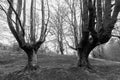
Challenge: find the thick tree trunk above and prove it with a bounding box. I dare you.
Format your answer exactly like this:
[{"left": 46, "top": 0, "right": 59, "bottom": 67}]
[
  {"left": 77, "top": 31, "right": 98, "bottom": 68},
  {"left": 28, "top": 51, "right": 37, "bottom": 67},
  {"left": 77, "top": 32, "right": 89, "bottom": 67},
  {"left": 77, "top": 43, "right": 93, "bottom": 68},
  {"left": 24, "top": 49, "right": 38, "bottom": 70},
  {"left": 77, "top": 48, "right": 89, "bottom": 67},
  {"left": 77, "top": 42, "right": 98, "bottom": 68}
]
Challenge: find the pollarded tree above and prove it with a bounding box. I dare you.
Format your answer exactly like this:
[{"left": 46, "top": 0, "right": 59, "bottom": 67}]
[
  {"left": 0, "top": 0, "right": 50, "bottom": 70},
  {"left": 65, "top": 0, "right": 120, "bottom": 68},
  {"left": 78, "top": 0, "right": 120, "bottom": 68},
  {"left": 50, "top": 2, "right": 68, "bottom": 55},
  {"left": 64, "top": 0, "right": 82, "bottom": 51}
]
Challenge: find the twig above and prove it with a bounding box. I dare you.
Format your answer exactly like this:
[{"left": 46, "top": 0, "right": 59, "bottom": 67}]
[{"left": 0, "top": 5, "right": 17, "bottom": 25}]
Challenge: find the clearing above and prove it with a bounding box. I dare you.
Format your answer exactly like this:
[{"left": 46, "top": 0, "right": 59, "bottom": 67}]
[{"left": 0, "top": 50, "right": 120, "bottom": 80}]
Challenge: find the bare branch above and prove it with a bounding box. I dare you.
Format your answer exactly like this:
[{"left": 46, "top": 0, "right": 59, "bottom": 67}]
[
  {"left": 7, "top": 0, "right": 22, "bottom": 45},
  {"left": 22, "top": 0, "right": 26, "bottom": 28},
  {"left": 7, "top": 0, "right": 25, "bottom": 37},
  {"left": 30, "top": 0, "right": 36, "bottom": 43},
  {"left": 15, "top": 0, "right": 22, "bottom": 33},
  {"left": 0, "top": 4, "right": 18, "bottom": 26},
  {"left": 63, "top": 35, "right": 77, "bottom": 50},
  {"left": 112, "top": 35, "right": 120, "bottom": 39}
]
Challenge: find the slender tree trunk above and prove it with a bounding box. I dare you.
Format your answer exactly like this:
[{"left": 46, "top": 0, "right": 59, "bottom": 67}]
[
  {"left": 78, "top": 50, "right": 90, "bottom": 67},
  {"left": 77, "top": 41, "right": 97, "bottom": 68}
]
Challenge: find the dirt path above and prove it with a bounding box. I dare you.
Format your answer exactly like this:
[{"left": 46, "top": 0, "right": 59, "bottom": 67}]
[{"left": 89, "top": 57, "right": 120, "bottom": 66}]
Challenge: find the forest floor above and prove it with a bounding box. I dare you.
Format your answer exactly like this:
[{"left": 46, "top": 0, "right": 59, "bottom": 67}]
[{"left": 0, "top": 50, "right": 120, "bottom": 80}]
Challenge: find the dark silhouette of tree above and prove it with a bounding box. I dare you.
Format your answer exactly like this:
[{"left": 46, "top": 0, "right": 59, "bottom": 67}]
[
  {"left": 65, "top": 0, "right": 120, "bottom": 68},
  {"left": 78, "top": 0, "right": 120, "bottom": 68}
]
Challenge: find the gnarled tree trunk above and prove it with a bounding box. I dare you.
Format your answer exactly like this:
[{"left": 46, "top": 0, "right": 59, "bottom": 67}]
[
  {"left": 26, "top": 50, "right": 38, "bottom": 69},
  {"left": 77, "top": 32, "right": 90, "bottom": 67},
  {"left": 21, "top": 45, "right": 40, "bottom": 70},
  {"left": 77, "top": 0, "right": 97, "bottom": 68},
  {"left": 77, "top": 0, "right": 120, "bottom": 69}
]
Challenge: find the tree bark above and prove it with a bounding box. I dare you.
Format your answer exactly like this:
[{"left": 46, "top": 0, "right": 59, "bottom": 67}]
[
  {"left": 77, "top": 36, "right": 98, "bottom": 68},
  {"left": 77, "top": 0, "right": 98, "bottom": 68},
  {"left": 77, "top": 32, "right": 91, "bottom": 68},
  {"left": 58, "top": 40, "right": 64, "bottom": 55},
  {"left": 23, "top": 47, "right": 38, "bottom": 70},
  {"left": 59, "top": 44, "right": 64, "bottom": 55}
]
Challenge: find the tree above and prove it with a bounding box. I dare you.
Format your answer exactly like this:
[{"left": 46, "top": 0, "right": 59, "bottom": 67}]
[
  {"left": 50, "top": 2, "right": 68, "bottom": 55},
  {"left": 0, "top": 0, "right": 50, "bottom": 70},
  {"left": 65, "top": 0, "right": 120, "bottom": 68}
]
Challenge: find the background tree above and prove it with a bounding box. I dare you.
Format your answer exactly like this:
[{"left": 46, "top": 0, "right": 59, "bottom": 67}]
[
  {"left": 64, "top": 0, "right": 82, "bottom": 51},
  {"left": 50, "top": 1, "right": 68, "bottom": 55}
]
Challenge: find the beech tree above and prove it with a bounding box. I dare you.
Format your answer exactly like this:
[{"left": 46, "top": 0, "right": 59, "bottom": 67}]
[
  {"left": 0, "top": 0, "right": 50, "bottom": 70},
  {"left": 65, "top": 0, "right": 120, "bottom": 68}
]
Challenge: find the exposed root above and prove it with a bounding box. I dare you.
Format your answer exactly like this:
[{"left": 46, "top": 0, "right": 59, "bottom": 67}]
[
  {"left": 77, "top": 62, "right": 99, "bottom": 73},
  {"left": 23, "top": 64, "right": 39, "bottom": 72}
]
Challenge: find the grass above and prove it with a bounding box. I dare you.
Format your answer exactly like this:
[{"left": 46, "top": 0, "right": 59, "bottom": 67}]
[{"left": 0, "top": 50, "right": 120, "bottom": 80}]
